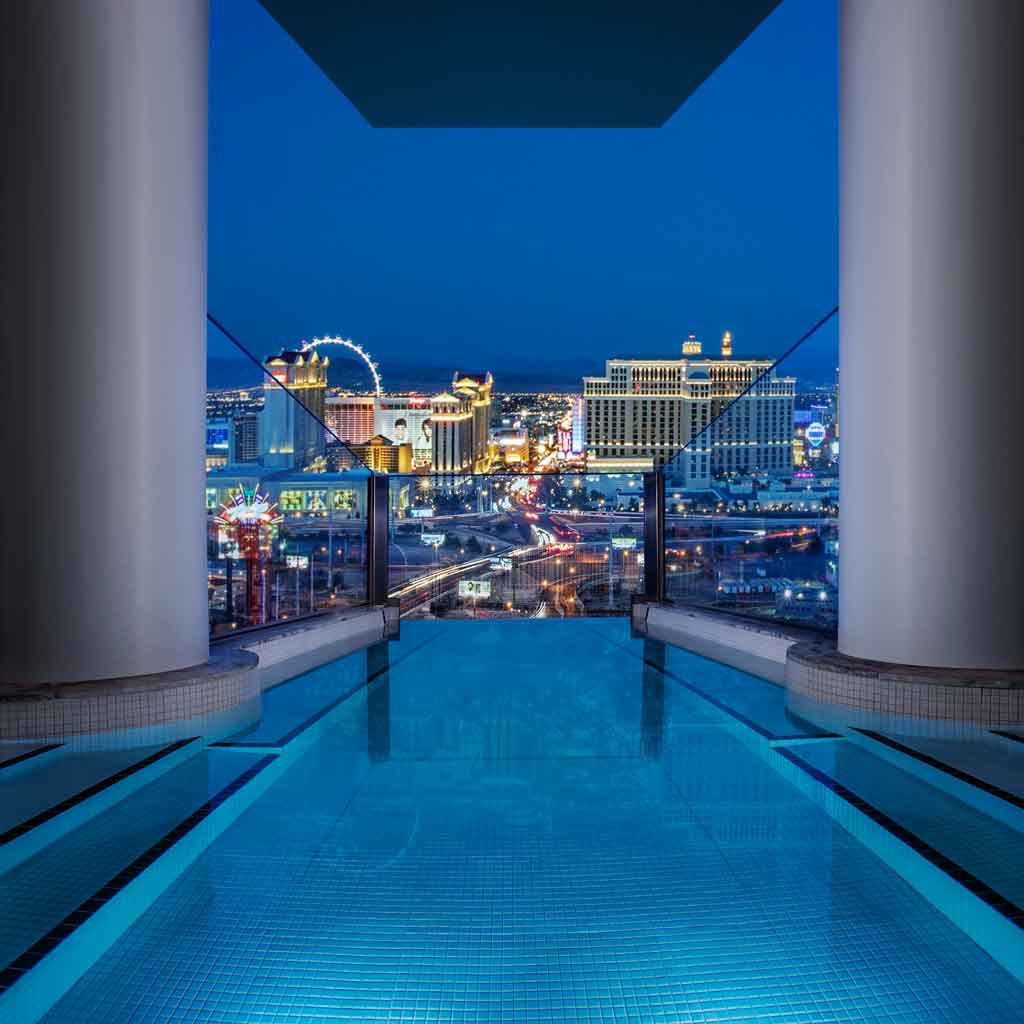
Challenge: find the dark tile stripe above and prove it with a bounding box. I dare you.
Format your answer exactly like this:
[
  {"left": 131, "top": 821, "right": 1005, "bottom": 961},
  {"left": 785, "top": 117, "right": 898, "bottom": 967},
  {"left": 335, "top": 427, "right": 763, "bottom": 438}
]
[
  {"left": 0, "top": 738, "right": 198, "bottom": 848},
  {"left": 387, "top": 753, "right": 639, "bottom": 763},
  {"left": 777, "top": 747, "right": 1024, "bottom": 929},
  {"left": 0, "top": 754, "right": 277, "bottom": 995},
  {"left": 0, "top": 743, "right": 62, "bottom": 772},
  {"left": 590, "top": 625, "right": 837, "bottom": 742},
  {"left": 215, "top": 631, "right": 441, "bottom": 749},
  {"left": 992, "top": 730, "right": 1024, "bottom": 747},
  {"left": 855, "top": 729, "right": 1024, "bottom": 812}
]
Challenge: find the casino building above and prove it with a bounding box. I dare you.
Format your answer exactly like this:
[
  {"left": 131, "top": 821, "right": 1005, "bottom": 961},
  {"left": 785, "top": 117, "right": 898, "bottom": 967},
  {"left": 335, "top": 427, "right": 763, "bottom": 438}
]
[
  {"left": 261, "top": 349, "right": 329, "bottom": 469},
  {"left": 429, "top": 372, "right": 495, "bottom": 474},
  {"left": 583, "top": 333, "right": 794, "bottom": 486}
]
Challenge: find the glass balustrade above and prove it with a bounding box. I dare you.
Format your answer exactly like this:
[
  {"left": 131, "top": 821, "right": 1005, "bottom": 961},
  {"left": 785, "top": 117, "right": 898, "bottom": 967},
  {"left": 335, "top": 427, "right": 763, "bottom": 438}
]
[
  {"left": 387, "top": 472, "right": 644, "bottom": 619},
  {"left": 205, "top": 323, "right": 369, "bottom": 636},
  {"left": 203, "top": 311, "right": 838, "bottom": 635},
  {"left": 661, "top": 308, "right": 839, "bottom": 632}
]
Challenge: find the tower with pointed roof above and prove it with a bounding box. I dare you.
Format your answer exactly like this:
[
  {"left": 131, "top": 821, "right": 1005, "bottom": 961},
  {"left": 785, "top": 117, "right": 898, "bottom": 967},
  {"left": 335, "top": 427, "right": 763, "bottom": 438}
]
[{"left": 260, "top": 348, "right": 329, "bottom": 469}]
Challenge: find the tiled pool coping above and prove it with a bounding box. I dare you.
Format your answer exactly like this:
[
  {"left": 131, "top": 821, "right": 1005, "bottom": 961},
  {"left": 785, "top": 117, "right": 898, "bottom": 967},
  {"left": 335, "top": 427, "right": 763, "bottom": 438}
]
[
  {"left": 0, "top": 650, "right": 258, "bottom": 742},
  {"left": 787, "top": 639, "right": 1024, "bottom": 725}
]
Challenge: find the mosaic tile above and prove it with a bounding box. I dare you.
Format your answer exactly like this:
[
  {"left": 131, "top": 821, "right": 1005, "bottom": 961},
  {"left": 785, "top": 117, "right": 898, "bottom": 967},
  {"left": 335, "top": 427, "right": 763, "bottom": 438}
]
[{"left": 12, "top": 620, "right": 1022, "bottom": 1024}]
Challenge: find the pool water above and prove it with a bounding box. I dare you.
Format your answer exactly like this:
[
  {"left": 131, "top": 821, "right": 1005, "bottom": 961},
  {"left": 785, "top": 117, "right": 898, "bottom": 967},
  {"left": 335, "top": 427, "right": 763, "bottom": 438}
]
[{"left": 4, "top": 619, "right": 1023, "bottom": 1023}]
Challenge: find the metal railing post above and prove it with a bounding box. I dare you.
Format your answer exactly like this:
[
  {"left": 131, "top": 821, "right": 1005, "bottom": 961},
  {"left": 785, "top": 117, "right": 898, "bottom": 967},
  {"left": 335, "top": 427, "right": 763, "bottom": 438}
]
[
  {"left": 643, "top": 471, "right": 666, "bottom": 603},
  {"left": 366, "top": 473, "right": 390, "bottom": 605}
]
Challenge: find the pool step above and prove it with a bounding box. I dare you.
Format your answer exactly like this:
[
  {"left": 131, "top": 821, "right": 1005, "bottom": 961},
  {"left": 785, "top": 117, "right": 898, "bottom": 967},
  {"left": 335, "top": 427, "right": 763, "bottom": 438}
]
[
  {"left": 212, "top": 631, "right": 435, "bottom": 753},
  {"left": 771, "top": 738, "right": 1024, "bottom": 985},
  {"left": 661, "top": 645, "right": 803, "bottom": 736},
  {"left": 0, "top": 739, "right": 202, "bottom": 875},
  {"left": 215, "top": 652, "right": 369, "bottom": 749},
  {"left": 0, "top": 744, "right": 63, "bottom": 773},
  {"left": 0, "top": 747, "right": 283, "bottom": 1024},
  {"left": 596, "top": 625, "right": 836, "bottom": 742},
  {"left": 849, "top": 729, "right": 1024, "bottom": 833}
]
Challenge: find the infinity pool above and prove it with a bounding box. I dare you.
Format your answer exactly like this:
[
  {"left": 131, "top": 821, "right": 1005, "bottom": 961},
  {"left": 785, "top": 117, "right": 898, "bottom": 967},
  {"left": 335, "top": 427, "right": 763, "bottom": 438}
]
[{"left": 4, "top": 619, "right": 1022, "bottom": 1023}]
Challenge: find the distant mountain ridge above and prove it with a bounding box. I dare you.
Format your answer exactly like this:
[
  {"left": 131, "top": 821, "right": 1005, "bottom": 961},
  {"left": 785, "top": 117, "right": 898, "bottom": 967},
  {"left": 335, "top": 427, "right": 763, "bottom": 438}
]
[{"left": 206, "top": 357, "right": 588, "bottom": 394}]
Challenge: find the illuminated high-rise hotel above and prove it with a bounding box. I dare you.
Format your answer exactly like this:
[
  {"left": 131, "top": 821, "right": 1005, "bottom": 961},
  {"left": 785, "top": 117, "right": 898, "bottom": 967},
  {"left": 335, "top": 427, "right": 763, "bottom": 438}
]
[
  {"left": 260, "top": 349, "right": 329, "bottom": 469},
  {"left": 583, "top": 333, "right": 794, "bottom": 485},
  {"left": 452, "top": 372, "right": 494, "bottom": 471},
  {"left": 429, "top": 371, "right": 495, "bottom": 474}
]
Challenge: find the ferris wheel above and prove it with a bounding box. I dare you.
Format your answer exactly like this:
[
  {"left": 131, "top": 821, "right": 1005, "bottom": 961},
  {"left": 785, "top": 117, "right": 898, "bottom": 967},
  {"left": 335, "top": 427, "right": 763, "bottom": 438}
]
[{"left": 301, "top": 336, "right": 382, "bottom": 396}]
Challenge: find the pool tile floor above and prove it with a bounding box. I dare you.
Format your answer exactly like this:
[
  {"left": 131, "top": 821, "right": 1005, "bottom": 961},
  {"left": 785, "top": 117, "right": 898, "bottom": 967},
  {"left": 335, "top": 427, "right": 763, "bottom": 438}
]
[{"left": 34, "top": 620, "right": 1024, "bottom": 1023}]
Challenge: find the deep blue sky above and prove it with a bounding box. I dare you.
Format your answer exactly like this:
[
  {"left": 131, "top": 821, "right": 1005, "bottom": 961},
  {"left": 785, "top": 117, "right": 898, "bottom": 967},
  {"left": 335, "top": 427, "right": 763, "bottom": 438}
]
[{"left": 208, "top": 0, "right": 838, "bottom": 387}]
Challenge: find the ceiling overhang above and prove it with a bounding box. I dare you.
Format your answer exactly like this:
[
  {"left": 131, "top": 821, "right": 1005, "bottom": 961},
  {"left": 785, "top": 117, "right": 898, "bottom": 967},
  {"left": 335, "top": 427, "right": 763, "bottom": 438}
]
[{"left": 258, "top": 1, "right": 782, "bottom": 128}]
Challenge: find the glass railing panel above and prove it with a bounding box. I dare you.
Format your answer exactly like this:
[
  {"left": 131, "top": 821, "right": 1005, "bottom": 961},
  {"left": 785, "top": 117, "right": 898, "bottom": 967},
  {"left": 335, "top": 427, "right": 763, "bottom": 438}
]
[
  {"left": 663, "top": 497, "right": 717, "bottom": 606},
  {"left": 386, "top": 473, "right": 505, "bottom": 616},
  {"left": 542, "top": 473, "right": 645, "bottom": 616},
  {"left": 387, "top": 473, "right": 643, "bottom": 619},
  {"left": 662, "top": 308, "right": 839, "bottom": 631},
  {"left": 206, "top": 317, "right": 370, "bottom": 636}
]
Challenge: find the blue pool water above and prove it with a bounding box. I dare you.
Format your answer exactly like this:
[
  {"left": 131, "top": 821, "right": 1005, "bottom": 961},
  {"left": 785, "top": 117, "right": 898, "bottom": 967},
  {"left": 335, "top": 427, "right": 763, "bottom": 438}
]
[{"left": 5, "top": 619, "right": 1023, "bottom": 1022}]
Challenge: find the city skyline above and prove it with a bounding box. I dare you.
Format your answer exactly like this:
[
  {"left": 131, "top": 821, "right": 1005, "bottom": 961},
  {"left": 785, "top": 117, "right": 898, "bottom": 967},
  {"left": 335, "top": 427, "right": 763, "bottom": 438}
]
[
  {"left": 208, "top": 320, "right": 839, "bottom": 395},
  {"left": 206, "top": 324, "right": 837, "bottom": 488}
]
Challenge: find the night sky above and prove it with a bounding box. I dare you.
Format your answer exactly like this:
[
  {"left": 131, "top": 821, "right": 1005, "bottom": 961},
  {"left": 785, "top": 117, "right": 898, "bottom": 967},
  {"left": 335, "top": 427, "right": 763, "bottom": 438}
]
[{"left": 208, "top": 0, "right": 838, "bottom": 388}]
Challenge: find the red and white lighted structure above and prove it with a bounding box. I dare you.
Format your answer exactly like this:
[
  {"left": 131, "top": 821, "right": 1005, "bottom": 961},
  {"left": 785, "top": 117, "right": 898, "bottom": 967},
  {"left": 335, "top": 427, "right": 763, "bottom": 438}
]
[{"left": 215, "top": 485, "right": 284, "bottom": 623}]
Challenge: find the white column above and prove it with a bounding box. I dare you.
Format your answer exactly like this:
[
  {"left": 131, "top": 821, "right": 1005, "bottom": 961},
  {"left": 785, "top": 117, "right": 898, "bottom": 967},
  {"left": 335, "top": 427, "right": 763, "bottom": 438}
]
[
  {"left": 0, "top": 1, "right": 209, "bottom": 683},
  {"left": 839, "top": 0, "right": 1024, "bottom": 668}
]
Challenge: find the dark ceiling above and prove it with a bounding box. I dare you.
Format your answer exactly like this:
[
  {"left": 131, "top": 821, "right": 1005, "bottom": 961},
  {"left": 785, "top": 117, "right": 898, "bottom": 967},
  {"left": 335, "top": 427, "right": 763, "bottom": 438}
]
[{"left": 258, "top": 1, "right": 782, "bottom": 128}]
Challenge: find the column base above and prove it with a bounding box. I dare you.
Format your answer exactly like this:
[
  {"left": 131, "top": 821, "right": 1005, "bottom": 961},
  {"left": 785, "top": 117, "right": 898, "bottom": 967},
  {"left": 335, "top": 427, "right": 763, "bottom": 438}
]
[
  {"left": 786, "top": 639, "right": 1024, "bottom": 727},
  {"left": 0, "top": 649, "right": 258, "bottom": 743}
]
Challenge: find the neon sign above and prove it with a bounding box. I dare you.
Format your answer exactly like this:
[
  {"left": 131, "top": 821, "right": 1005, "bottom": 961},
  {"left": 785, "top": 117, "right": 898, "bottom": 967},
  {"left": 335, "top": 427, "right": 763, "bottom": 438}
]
[
  {"left": 215, "top": 485, "right": 284, "bottom": 528},
  {"left": 806, "top": 422, "right": 827, "bottom": 449},
  {"left": 213, "top": 484, "right": 284, "bottom": 624}
]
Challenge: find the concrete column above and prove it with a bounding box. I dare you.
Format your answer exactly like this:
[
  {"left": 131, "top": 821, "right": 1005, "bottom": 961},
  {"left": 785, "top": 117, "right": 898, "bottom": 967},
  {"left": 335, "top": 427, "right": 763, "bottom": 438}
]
[
  {"left": 839, "top": 0, "right": 1024, "bottom": 669},
  {"left": 0, "top": 1, "right": 209, "bottom": 683}
]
